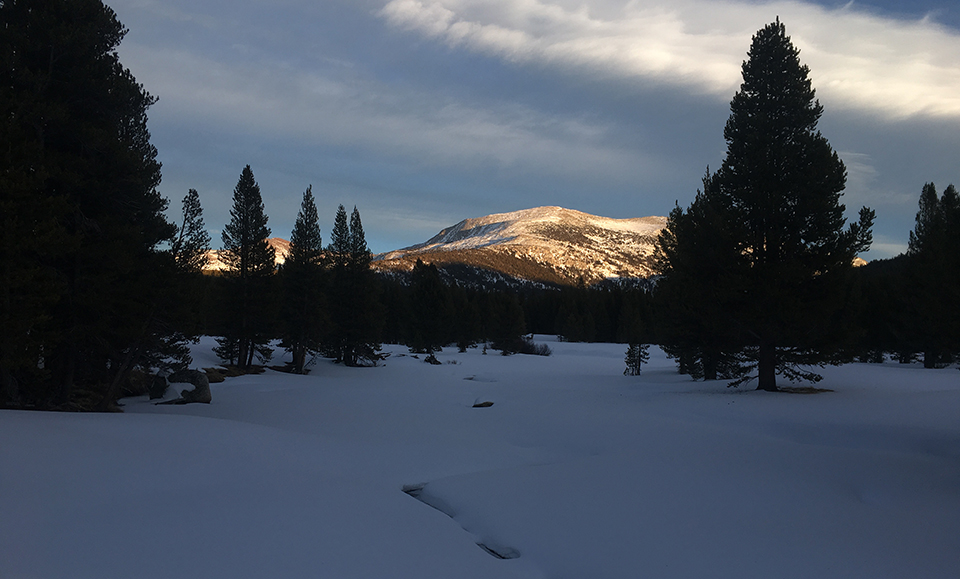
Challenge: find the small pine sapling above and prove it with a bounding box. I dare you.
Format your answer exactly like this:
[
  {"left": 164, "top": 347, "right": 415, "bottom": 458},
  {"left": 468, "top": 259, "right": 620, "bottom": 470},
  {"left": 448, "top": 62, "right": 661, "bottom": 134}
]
[{"left": 624, "top": 343, "right": 649, "bottom": 376}]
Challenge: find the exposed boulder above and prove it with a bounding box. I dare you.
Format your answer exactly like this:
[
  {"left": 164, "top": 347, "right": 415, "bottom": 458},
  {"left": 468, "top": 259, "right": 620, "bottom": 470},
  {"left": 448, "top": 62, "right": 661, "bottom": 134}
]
[{"left": 157, "top": 369, "right": 211, "bottom": 404}]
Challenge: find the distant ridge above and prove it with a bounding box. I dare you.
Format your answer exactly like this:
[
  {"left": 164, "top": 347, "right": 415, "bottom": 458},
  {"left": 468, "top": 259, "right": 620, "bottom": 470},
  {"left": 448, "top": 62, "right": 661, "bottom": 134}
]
[
  {"left": 373, "top": 206, "right": 667, "bottom": 286},
  {"left": 203, "top": 238, "right": 291, "bottom": 272}
]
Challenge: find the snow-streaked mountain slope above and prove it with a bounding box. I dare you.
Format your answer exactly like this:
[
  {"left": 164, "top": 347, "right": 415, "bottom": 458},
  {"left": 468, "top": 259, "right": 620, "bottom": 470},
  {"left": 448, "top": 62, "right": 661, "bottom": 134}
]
[
  {"left": 203, "top": 238, "right": 291, "bottom": 272},
  {"left": 375, "top": 206, "right": 667, "bottom": 285}
]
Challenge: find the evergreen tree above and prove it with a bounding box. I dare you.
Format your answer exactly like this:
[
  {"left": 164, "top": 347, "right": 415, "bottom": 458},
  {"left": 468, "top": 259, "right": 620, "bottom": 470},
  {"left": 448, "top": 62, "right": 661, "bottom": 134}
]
[
  {"left": 280, "top": 186, "right": 327, "bottom": 374},
  {"left": 349, "top": 206, "right": 372, "bottom": 270},
  {"left": 221, "top": 166, "right": 275, "bottom": 278},
  {"left": 171, "top": 189, "right": 212, "bottom": 273},
  {"left": 142, "top": 188, "right": 213, "bottom": 376},
  {"left": 165, "top": 189, "right": 211, "bottom": 354},
  {"left": 653, "top": 172, "right": 749, "bottom": 382},
  {"left": 853, "top": 256, "right": 910, "bottom": 364},
  {"left": 217, "top": 165, "right": 276, "bottom": 369},
  {"left": 325, "top": 205, "right": 381, "bottom": 366},
  {"left": 905, "top": 182, "right": 960, "bottom": 367},
  {"left": 624, "top": 343, "right": 650, "bottom": 376},
  {"left": 408, "top": 259, "right": 453, "bottom": 353},
  {"left": 451, "top": 284, "right": 482, "bottom": 352},
  {"left": 328, "top": 204, "right": 350, "bottom": 269},
  {"left": 289, "top": 186, "right": 324, "bottom": 266},
  {"left": 1, "top": 0, "right": 177, "bottom": 408},
  {"left": 679, "top": 20, "right": 874, "bottom": 391},
  {"left": 489, "top": 292, "right": 526, "bottom": 355}
]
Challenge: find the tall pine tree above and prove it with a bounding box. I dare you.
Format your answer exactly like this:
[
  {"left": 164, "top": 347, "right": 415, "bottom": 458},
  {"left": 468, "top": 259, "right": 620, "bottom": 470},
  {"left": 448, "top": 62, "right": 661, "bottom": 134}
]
[
  {"left": 666, "top": 20, "right": 874, "bottom": 391},
  {"left": 280, "top": 186, "right": 327, "bottom": 374},
  {"left": 1, "top": 0, "right": 176, "bottom": 408},
  {"left": 324, "top": 205, "right": 381, "bottom": 366},
  {"left": 408, "top": 259, "right": 453, "bottom": 354},
  {"left": 216, "top": 165, "right": 276, "bottom": 369},
  {"left": 171, "top": 189, "right": 212, "bottom": 273},
  {"left": 906, "top": 182, "right": 960, "bottom": 367}
]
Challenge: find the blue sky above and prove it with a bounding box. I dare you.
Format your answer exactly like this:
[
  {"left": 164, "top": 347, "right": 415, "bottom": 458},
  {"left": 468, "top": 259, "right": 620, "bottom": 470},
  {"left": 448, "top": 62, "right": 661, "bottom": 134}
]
[{"left": 109, "top": 0, "right": 960, "bottom": 258}]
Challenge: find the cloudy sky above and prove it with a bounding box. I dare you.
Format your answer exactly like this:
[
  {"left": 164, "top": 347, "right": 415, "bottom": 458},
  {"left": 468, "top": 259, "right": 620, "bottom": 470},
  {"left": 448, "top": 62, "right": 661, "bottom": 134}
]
[{"left": 109, "top": 0, "right": 960, "bottom": 258}]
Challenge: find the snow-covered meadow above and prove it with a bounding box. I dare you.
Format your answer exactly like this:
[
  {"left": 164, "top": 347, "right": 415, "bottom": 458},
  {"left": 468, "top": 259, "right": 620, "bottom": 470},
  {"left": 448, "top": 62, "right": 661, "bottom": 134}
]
[{"left": 2, "top": 337, "right": 959, "bottom": 578}]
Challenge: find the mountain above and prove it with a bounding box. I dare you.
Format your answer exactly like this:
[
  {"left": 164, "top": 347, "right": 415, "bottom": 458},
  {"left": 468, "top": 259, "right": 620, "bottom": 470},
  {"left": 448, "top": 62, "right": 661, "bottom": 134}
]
[
  {"left": 373, "top": 206, "right": 667, "bottom": 286},
  {"left": 203, "top": 238, "right": 291, "bottom": 272}
]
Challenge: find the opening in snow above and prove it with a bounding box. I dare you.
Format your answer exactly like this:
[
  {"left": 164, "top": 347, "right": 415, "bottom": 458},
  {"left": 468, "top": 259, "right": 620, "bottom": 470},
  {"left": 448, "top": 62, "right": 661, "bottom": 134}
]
[{"left": 401, "top": 483, "right": 520, "bottom": 560}]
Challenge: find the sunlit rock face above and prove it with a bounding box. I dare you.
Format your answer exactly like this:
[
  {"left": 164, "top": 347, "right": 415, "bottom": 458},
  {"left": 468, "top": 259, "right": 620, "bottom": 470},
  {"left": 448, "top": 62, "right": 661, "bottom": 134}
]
[{"left": 203, "top": 238, "right": 291, "bottom": 272}]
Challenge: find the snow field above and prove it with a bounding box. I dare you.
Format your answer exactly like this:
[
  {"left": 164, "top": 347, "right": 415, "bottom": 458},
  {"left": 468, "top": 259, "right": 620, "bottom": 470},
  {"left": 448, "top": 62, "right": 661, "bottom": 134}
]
[{"left": 1, "top": 337, "right": 959, "bottom": 578}]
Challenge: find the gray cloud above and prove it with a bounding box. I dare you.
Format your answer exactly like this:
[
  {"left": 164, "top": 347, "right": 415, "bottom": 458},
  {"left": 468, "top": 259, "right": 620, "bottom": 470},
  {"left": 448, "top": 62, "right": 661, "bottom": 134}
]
[{"left": 380, "top": 0, "right": 960, "bottom": 120}]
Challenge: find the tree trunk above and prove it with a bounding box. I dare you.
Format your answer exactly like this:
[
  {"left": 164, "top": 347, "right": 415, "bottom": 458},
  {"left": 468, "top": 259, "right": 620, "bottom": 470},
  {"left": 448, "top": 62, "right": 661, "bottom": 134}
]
[
  {"left": 678, "top": 350, "right": 692, "bottom": 375},
  {"left": 97, "top": 344, "right": 140, "bottom": 411},
  {"left": 702, "top": 347, "right": 719, "bottom": 381},
  {"left": 757, "top": 341, "right": 777, "bottom": 391},
  {"left": 245, "top": 339, "right": 255, "bottom": 368},
  {"left": 293, "top": 346, "right": 305, "bottom": 374},
  {"left": 237, "top": 337, "right": 250, "bottom": 371}
]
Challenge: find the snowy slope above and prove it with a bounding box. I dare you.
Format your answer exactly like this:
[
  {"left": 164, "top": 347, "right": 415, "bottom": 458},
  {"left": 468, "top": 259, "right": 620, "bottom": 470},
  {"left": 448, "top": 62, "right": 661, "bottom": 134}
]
[
  {"left": 375, "top": 207, "right": 667, "bottom": 285},
  {"left": 2, "top": 339, "right": 959, "bottom": 578}
]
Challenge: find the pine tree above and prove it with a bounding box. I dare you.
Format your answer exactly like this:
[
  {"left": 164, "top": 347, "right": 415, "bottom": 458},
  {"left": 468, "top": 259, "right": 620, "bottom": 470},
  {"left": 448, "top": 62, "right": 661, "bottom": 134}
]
[
  {"left": 654, "top": 171, "right": 750, "bottom": 382},
  {"left": 451, "top": 284, "right": 482, "bottom": 352},
  {"left": 349, "top": 206, "right": 372, "bottom": 270},
  {"left": 217, "top": 165, "right": 276, "bottom": 369},
  {"left": 328, "top": 204, "right": 350, "bottom": 270},
  {"left": 693, "top": 19, "right": 873, "bottom": 391},
  {"left": 906, "top": 182, "right": 960, "bottom": 367},
  {"left": 715, "top": 20, "right": 874, "bottom": 390},
  {"left": 623, "top": 343, "right": 649, "bottom": 376},
  {"left": 221, "top": 166, "right": 275, "bottom": 278},
  {"left": 1, "top": 0, "right": 177, "bottom": 407},
  {"left": 280, "top": 186, "right": 327, "bottom": 374},
  {"left": 325, "top": 205, "right": 381, "bottom": 366},
  {"left": 289, "top": 186, "right": 324, "bottom": 267},
  {"left": 171, "top": 189, "right": 212, "bottom": 273},
  {"left": 489, "top": 292, "right": 526, "bottom": 355},
  {"left": 408, "top": 259, "right": 453, "bottom": 353}
]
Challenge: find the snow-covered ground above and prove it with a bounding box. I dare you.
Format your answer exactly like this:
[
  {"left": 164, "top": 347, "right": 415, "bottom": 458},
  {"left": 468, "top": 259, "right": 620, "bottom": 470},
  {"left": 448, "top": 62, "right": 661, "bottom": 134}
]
[{"left": 2, "top": 338, "right": 959, "bottom": 578}]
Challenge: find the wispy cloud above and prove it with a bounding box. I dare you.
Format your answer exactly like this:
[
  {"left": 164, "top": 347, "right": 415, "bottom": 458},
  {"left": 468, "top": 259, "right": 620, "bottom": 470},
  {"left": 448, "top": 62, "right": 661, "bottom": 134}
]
[
  {"left": 122, "top": 40, "right": 664, "bottom": 184},
  {"left": 379, "top": 0, "right": 960, "bottom": 120}
]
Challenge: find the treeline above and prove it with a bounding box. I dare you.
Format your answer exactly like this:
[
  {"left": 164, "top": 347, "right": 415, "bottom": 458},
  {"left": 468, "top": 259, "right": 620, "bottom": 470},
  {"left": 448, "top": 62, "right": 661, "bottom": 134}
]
[
  {"left": 378, "top": 266, "right": 656, "bottom": 352},
  {"left": 853, "top": 183, "right": 960, "bottom": 368}
]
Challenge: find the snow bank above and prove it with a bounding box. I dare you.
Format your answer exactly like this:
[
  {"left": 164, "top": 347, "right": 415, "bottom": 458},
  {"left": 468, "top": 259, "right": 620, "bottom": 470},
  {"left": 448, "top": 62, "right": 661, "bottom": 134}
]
[{"left": 2, "top": 337, "right": 958, "bottom": 578}]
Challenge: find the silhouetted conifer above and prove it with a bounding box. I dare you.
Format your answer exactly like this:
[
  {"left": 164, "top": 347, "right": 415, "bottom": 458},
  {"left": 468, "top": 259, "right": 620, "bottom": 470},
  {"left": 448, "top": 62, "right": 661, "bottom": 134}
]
[
  {"left": 624, "top": 343, "right": 649, "bottom": 376},
  {"left": 1, "top": 0, "right": 178, "bottom": 408},
  {"left": 408, "top": 260, "right": 453, "bottom": 353},
  {"left": 172, "top": 189, "right": 212, "bottom": 273},
  {"left": 325, "top": 205, "right": 381, "bottom": 366},
  {"left": 280, "top": 186, "right": 327, "bottom": 373},
  {"left": 216, "top": 165, "right": 276, "bottom": 369},
  {"left": 906, "top": 183, "right": 960, "bottom": 367},
  {"left": 659, "top": 20, "right": 874, "bottom": 390}
]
